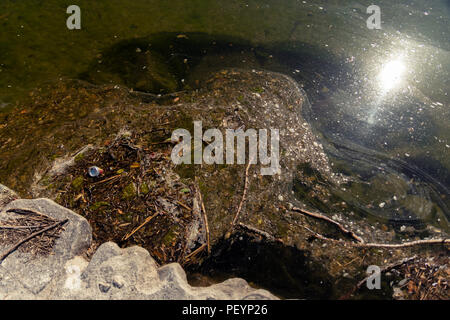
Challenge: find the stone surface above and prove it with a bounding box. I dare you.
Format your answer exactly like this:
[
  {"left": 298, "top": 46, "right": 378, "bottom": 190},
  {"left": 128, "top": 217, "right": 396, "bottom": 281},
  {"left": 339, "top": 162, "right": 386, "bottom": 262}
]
[{"left": 45, "top": 242, "right": 276, "bottom": 300}]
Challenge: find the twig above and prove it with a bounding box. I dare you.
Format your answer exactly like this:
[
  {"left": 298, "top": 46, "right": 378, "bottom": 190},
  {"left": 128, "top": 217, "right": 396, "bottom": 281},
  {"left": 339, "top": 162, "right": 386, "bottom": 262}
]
[
  {"left": 197, "top": 187, "right": 210, "bottom": 254},
  {"left": 91, "top": 174, "right": 122, "bottom": 186},
  {"left": 6, "top": 208, "right": 47, "bottom": 218},
  {"left": 292, "top": 207, "right": 364, "bottom": 243},
  {"left": 340, "top": 255, "right": 418, "bottom": 299},
  {"left": 176, "top": 201, "right": 192, "bottom": 212},
  {"left": 232, "top": 160, "right": 252, "bottom": 226},
  {"left": 123, "top": 212, "right": 159, "bottom": 241},
  {"left": 0, "top": 219, "right": 69, "bottom": 264},
  {"left": 0, "top": 225, "right": 42, "bottom": 230},
  {"left": 183, "top": 243, "right": 207, "bottom": 262},
  {"left": 150, "top": 141, "right": 175, "bottom": 145},
  {"left": 299, "top": 224, "right": 341, "bottom": 243},
  {"left": 237, "top": 223, "right": 282, "bottom": 243},
  {"left": 300, "top": 224, "right": 449, "bottom": 248},
  {"left": 360, "top": 239, "right": 450, "bottom": 248}
]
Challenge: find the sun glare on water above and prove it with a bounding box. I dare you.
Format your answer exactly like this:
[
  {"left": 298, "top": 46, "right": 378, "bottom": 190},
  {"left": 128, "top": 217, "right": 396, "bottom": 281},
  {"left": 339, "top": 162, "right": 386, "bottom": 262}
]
[{"left": 378, "top": 58, "right": 406, "bottom": 92}]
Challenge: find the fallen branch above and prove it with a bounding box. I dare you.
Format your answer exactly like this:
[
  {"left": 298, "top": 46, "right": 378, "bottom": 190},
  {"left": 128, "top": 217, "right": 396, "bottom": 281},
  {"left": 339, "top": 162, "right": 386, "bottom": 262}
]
[
  {"left": 0, "top": 219, "right": 68, "bottom": 264},
  {"left": 292, "top": 207, "right": 364, "bottom": 243},
  {"left": 232, "top": 160, "right": 252, "bottom": 226},
  {"left": 340, "top": 255, "right": 418, "bottom": 299}
]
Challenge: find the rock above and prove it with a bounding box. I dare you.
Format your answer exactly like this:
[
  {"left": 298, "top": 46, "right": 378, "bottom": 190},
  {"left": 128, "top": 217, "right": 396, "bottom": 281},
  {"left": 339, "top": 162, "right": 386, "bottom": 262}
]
[
  {"left": 0, "top": 184, "right": 18, "bottom": 210},
  {"left": 84, "top": 46, "right": 179, "bottom": 94},
  {"left": 33, "top": 242, "right": 277, "bottom": 300},
  {"left": 0, "top": 198, "right": 92, "bottom": 295}
]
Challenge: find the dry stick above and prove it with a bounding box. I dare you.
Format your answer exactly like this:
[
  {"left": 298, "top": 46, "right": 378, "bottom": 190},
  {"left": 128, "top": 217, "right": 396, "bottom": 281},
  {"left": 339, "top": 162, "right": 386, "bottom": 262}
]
[
  {"left": 123, "top": 213, "right": 159, "bottom": 241},
  {"left": 339, "top": 255, "right": 418, "bottom": 300},
  {"left": 176, "top": 201, "right": 192, "bottom": 212},
  {"left": 299, "top": 224, "right": 342, "bottom": 243},
  {"left": 184, "top": 243, "right": 207, "bottom": 262},
  {"left": 291, "top": 207, "right": 364, "bottom": 243},
  {"left": 0, "top": 225, "right": 43, "bottom": 230},
  {"left": 0, "top": 219, "right": 69, "bottom": 264},
  {"left": 237, "top": 223, "right": 282, "bottom": 243},
  {"left": 91, "top": 174, "right": 121, "bottom": 186},
  {"left": 6, "top": 208, "right": 47, "bottom": 218},
  {"left": 232, "top": 160, "right": 252, "bottom": 226},
  {"left": 197, "top": 188, "right": 210, "bottom": 254},
  {"left": 150, "top": 141, "right": 175, "bottom": 145},
  {"left": 359, "top": 239, "right": 450, "bottom": 248}
]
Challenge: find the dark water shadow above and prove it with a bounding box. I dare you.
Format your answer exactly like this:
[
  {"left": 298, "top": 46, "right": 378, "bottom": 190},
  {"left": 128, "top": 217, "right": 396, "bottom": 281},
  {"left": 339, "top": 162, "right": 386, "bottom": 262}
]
[
  {"left": 186, "top": 232, "right": 337, "bottom": 300},
  {"left": 79, "top": 32, "right": 351, "bottom": 99}
]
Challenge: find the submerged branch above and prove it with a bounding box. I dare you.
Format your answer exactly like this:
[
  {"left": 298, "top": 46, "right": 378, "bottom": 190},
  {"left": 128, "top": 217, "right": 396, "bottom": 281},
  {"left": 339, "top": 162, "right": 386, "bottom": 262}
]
[{"left": 291, "top": 207, "right": 364, "bottom": 243}]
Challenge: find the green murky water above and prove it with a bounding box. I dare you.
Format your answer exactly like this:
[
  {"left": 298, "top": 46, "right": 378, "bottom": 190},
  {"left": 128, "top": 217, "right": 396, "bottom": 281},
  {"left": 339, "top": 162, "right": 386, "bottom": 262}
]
[{"left": 1, "top": 1, "right": 449, "bottom": 237}]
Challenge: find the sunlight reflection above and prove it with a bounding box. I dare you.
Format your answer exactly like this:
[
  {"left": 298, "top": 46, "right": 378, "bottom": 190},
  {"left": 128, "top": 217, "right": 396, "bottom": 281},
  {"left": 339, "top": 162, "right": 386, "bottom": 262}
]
[{"left": 378, "top": 58, "right": 406, "bottom": 92}]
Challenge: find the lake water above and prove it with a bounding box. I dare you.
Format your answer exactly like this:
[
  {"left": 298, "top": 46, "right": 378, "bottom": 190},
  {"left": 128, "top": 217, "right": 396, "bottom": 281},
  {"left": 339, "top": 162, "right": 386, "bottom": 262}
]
[{"left": 1, "top": 0, "right": 449, "bottom": 235}]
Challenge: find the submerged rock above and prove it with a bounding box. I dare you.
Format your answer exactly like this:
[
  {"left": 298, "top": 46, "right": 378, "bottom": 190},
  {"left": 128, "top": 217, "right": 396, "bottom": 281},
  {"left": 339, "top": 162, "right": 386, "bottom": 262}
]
[{"left": 0, "top": 69, "right": 340, "bottom": 260}]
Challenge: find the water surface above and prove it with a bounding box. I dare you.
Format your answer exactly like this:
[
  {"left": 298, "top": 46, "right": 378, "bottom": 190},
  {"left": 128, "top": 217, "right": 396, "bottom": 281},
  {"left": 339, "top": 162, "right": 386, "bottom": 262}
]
[{"left": 1, "top": 0, "right": 448, "bottom": 235}]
